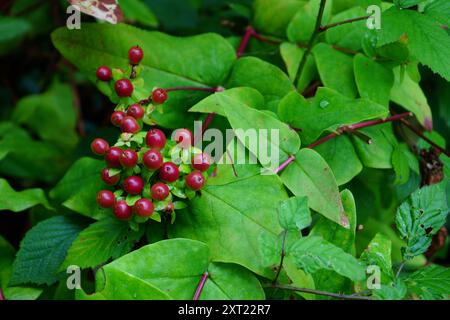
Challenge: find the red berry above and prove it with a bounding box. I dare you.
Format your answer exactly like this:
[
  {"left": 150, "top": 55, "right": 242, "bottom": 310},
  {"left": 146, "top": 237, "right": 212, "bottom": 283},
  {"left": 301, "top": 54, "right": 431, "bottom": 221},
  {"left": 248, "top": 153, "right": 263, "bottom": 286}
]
[
  {"left": 151, "top": 182, "right": 170, "bottom": 201},
  {"left": 111, "top": 111, "right": 126, "bottom": 127},
  {"left": 119, "top": 149, "right": 138, "bottom": 168},
  {"left": 133, "top": 198, "right": 154, "bottom": 217},
  {"left": 127, "top": 104, "right": 144, "bottom": 119},
  {"left": 96, "top": 66, "right": 112, "bottom": 81},
  {"left": 91, "top": 138, "right": 110, "bottom": 156},
  {"left": 123, "top": 176, "right": 144, "bottom": 195},
  {"left": 159, "top": 162, "right": 180, "bottom": 182},
  {"left": 174, "top": 128, "right": 193, "bottom": 148},
  {"left": 145, "top": 128, "right": 166, "bottom": 149},
  {"left": 96, "top": 190, "right": 115, "bottom": 208},
  {"left": 152, "top": 88, "right": 168, "bottom": 104},
  {"left": 143, "top": 149, "right": 163, "bottom": 170},
  {"left": 165, "top": 202, "right": 174, "bottom": 213},
  {"left": 104, "top": 147, "right": 123, "bottom": 168},
  {"left": 120, "top": 116, "right": 140, "bottom": 133},
  {"left": 101, "top": 168, "right": 121, "bottom": 185},
  {"left": 128, "top": 46, "right": 144, "bottom": 65},
  {"left": 115, "top": 79, "right": 134, "bottom": 97},
  {"left": 185, "top": 171, "right": 205, "bottom": 191},
  {"left": 114, "top": 200, "right": 132, "bottom": 220},
  {"left": 192, "top": 153, "right": 211, "bottom": 172}
]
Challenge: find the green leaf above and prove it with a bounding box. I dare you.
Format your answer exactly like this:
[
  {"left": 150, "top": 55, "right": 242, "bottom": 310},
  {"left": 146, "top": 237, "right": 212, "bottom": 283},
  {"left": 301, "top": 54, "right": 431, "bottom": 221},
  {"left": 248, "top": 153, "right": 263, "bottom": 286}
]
[
  {"left": 390, "top": 67, "right": 432, "bottom": 129},
  {"left": 394, "top": 0, "right": 426, "bottom": 9},
  {"left": 278, "top": 196, "right": 311, "bottom": 231},
  {"left": 404, "top": 265, "right": 450, "bottom": 299},
  {"left": 377, "top": 7, "right": 450, "bottom": 81},
  {"left": 120, "top": 0, "right": 158, "bottom": 27},
  {"left": 10, "top": 215, "right": 88, "bottom": 286},
  {"left": 353, "top": 53, "right": 394, "bottom": 107},
  {"left": 360, "top": 233, "right": 394, "bottom": 282},
  {"left": 424, "top": 0, "right": 450, "bottom": 26},
  {"left": 189, "top": 87, "right": 265, "bottom": 116},
  {"left": 12, "top": 81, "right": 79, "bottom": 149},
  {"left": 313, "top": 43, "right": 357, "bottom": 98},
  {"left": 0, "top": 179, "right": 51, "bottom": 212},
  {"left": 223, "top": 97, "right": 301, "bottom": 170},
  {"left": 252, "top": 0, "right": 305, "bottom": 37},
  {"left": 79, "top": 239, "right": 265, "bottom": 300},
  {"left": 395, "top": 182, "right": 449, "bottom": 260},
  {"left": 278, "top": 88, "right": 388, "bottom": 145},
  {"left": 52, "top": 24, "right": 235, "bottom": 128},
  {"left": 288, "top": 235, "right": 366, "bottom": 281},
  {"left": 226, "top": 57, "right": 295, "bottom": 110},
  {"left": 0, "top": 16, "right": 30, "bottom": 55},
  {"left": 61, "top": 217, "right": 145, "bottom": 270},
  {"left": 50, "top": 157, "right": 110, "bottom": 220},
  {"left": 280, "top": 148, "right": 348, "bottom": 227},
  {"left": 373, "top": 279, "right": 407, "bottom": 300},
  {"left": 279, "top": 42, "right": 317, "bottom": 91},
  {"left": 392, "top": 144, "right": 410, "bottom": 185},
  {"left": 171, "top": 171, "right": 287, "bottom": 278},
  {"left": 309, "top": 189, "right": 357, "bottom": 295}
]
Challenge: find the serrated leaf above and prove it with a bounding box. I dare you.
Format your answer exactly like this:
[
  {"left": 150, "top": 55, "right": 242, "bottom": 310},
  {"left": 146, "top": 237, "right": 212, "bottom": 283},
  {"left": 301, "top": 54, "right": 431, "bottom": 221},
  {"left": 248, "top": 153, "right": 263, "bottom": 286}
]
[
  {"left": 61, "top": 217, "right": 144, "bottom": 270},
  {"left": 424, "top": 0, "right": 450, "bottom": 26},
  {"left": 360, "top": 233, "right": 394, "bottom": 283},
  {"left": 395, "top": 182, "right": 449, "bottom": 260},
  {"left": 280, "top": 148, "right": 348, "bottom": 227},
  {"left": 10, "top": 215, "right": 88, "bottom": 286},
  {"left": 288, "top": 235, "right": 366, "bottom": 281},
  {"left": 404, "top": 265, "right": 450, "bottom": 299},
  {"left": 78, "top": 239, "right": 265, "bottom": 300},
  {"left": 278, "top": 196, "right": 311, "bottom": 231},
  {"left": 0, "top": 179, "right": 51, "bottom": 212},
  {"left": 394, "top": 0, "right": 426, "bottom": 9},
  {"left": 372, "top": 279, "right": 407, "bottom": 300}
]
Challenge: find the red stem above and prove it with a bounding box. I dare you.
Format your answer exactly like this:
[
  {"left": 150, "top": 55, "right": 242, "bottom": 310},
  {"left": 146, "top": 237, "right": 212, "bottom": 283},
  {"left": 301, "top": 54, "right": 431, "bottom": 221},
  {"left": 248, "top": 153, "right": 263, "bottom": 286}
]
[
  {"left": 274, "top": 155, "right": 296, "bottom": 174},
  {"left": 202, "top": 113, "right": 215, "bottom": 133},
  {"left": 0, "top": 288, "right": 5, "bottom": 300},
  {"left": 193, "top": 272, "right": 209, "bottom": 300},
  {"left": 237, "top": 26, "right": 256, "bottom": 58}
]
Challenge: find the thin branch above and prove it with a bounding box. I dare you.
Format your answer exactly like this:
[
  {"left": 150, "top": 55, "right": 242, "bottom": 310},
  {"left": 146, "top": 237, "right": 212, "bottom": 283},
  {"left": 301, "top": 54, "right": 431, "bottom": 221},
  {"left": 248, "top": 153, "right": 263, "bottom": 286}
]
[
  {"left": 295, "top": 0, "right": 327, "bottom": 85},
  {"left": 237, "top": 26, "right": 255, "bottom": 58},
  {"left": 274, "top": 156, "right": 296, "bottom": 174},
  {"left": 270, "top": 284, "right": 372, "bottom": 300},
  {"left": 396, "top": 261, "right": 406, "bottom": 279},
  {"left": 202, "top": 113, "right": 215, "bottom": 133},
  {"left": 252, "top": 32, "right": 283, "bottom": 45},
  {"left": 193, "top": 272, "right": 209, "bottom": 300},
  {"left": 319, "top": 15, "right": 370, "bottom": 32},
  {"left": 272, "top": 230, "right": 288, "bottom": 285}
]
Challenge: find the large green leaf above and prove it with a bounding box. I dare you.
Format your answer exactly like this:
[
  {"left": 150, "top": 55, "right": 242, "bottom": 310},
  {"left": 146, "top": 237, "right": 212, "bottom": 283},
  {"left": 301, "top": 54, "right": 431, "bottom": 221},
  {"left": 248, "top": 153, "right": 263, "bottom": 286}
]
[
  {"left": 313, "top": 43, "right": 357, "bottom": 98},
  {"left": 325, "top": 7, "right": 367, "bottom": 51},
  {"left": 61, "top": 217, "right": 145, "bottom": 270},
  {"left": 52, "top": 24, "right": 235, "bottom": 128},
  {"left": 377, "top": 6, "right": 450, "bottom": 81},
  {"left": 50, "top": 157, "right": 110, "bottom": 220},
  {"left": 278, "top": 89, "right": 388, "bottom": 145},
  {"left": 424, "top": 0, "right": 450, "bottom": 25},
  {"left": 288, "top": 235, "right": 366, "bottom": 281},
  {"left": 404, "top": 265, "right": 450, "bottom": 299},
  {"left": 79, "top": 239, "right": 265, "bottom": 300},
  {"left": 280, "top": 148, "right": 348, "bottom": 227},
  {"left": 10, "top": 215, "right": 89, "bottom": 286},
  {"left": 395, "top": 182, "right": 449, "bottom": 260},
  {"left": 278, "top": 196, "right": 311, "bottom": 231},
  {"left": 0, "top": 179, "right": 51, "bottom": 212},
  {"left": 171, "top": 171, "right": 287, "bottom": 278}
]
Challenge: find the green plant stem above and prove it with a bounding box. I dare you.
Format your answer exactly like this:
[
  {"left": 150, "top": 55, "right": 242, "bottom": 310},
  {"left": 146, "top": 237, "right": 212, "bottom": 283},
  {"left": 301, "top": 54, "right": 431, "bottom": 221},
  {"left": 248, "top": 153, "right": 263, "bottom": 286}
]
[
  {"left": 396, "top": 261, "right": 406, "bottom": 279},
  {"left": 319, "top": 15, "right": 370, "bottom": 32},
  {"left": 295, "top": 0, "right": 327, "bottom": 85},
  {"left": 272, "top": 230, "right": 288, "bottom": 285},
  {"left": 269, "top": 284, "right": 372, "bottom": 300}
]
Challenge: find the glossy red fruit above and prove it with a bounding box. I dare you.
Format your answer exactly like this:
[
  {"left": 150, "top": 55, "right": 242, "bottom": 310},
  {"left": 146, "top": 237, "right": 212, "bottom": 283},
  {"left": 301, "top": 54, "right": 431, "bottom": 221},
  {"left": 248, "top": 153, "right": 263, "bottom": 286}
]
[
  {"left": 128, "top": 46, "right": 144, "bottom": 65},
  {"left": 191, "top": 153, "right": 211, "bottom": 172},
  {"left": 145, "top": 128, "right": 166, "bottom": 149},
  {"left": 143, "top": 149, "right": 163, "bottom": 170},
  {"left": 152, "top": 88, "right": 167, "bottom": 104},
  {"left": 114, "top": 200, "right": 132, "bottom": 220},
  {"left": 101, "top": 168, "right": 121, "bottom": 185},
  {"left": 151, "top": 182, "right": 170, "bottom": 201},
  {"left": 127, "top": 104, "right": 144, "bottom": 119},
  {"left": 111, "top": 111, "right": 126, "bottom": 127},
  {"left": 123, "top": 176, "right": 144, "bottom": 195},
  {"left": 119, "top": 149, "right": 138, "bottom": 168},
  {"left": 133, "top": 198, "right": 154, "bottom": 217},
  {"left": 96, "top": 66, "right": 112, "bottom": 81},
  {"left": 115, "top": 79, "right": 134, "bottom": 97},
  {"left": 174, "top": 128, "right": 193, "bottom": 148},
  {"left": 104, "top": 147, "right": 123, "bottom": 168},
  {"left": 91, "top": 138, "right": 110, "bottom": 156},
  {"left": 159, "top": 162, "right": 180, "bottom": 182},
  {"left": 120, "top": 116, "right": 140, "bottom": 133},
  {"left": 185, "top": 171, "right": 205, "bottom": 191},
  {"left": 96, "top": 190, "right": 115, "bottom": 208}
]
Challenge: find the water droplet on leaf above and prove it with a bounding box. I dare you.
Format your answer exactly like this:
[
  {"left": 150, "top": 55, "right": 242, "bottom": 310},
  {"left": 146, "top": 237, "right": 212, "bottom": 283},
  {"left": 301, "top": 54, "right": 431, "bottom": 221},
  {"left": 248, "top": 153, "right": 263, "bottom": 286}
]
[{"left": 319, "top": 100, "right": 329, "bottom": 109}]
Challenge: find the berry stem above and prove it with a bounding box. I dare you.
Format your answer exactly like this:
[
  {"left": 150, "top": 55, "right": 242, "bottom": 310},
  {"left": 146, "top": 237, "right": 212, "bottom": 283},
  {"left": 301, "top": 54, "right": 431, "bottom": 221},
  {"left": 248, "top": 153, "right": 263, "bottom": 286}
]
[
  {"left": 193, "top": 271, "right": 209, "bottom": 300},
  {"left": 164, "top": 86, "right": 223, "bottom": 93},
  {"left": 268, "top": 284, "right": 372, "bottom": 300},
  {"left": 319, "top": 15, "right": 370, "bottom": 32},
  {"left": 202, "top": 113, "right": 215, "bottom": 133}
]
